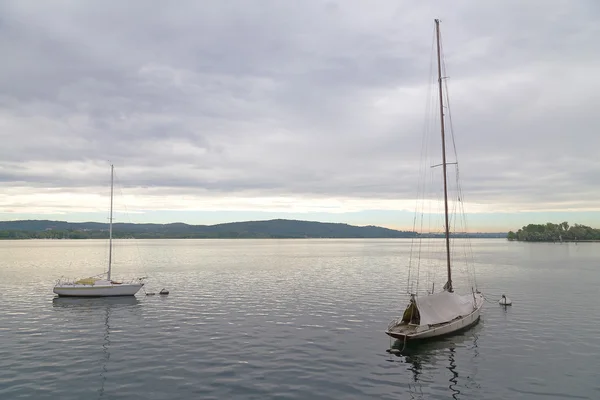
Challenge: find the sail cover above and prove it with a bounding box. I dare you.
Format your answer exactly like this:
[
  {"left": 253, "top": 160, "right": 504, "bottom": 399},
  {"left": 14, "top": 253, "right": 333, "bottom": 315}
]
[
  {"left": 75, "top": 277, "right": 99, "bottom": 285},
  {"left": 414, "top": 291, "right": 476, "bottom": 326}
]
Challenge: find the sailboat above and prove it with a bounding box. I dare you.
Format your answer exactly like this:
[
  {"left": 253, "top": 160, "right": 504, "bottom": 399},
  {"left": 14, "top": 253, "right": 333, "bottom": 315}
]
[
  {"left": 53, "top": 164, "right": 145, "bottom": 297},
  {"left": 385, "top": 19, "right": 484, "bottom": 341}
]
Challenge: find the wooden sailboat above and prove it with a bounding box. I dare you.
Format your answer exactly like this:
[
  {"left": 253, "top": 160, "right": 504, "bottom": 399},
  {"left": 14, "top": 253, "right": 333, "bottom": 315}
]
[
  {"left": 385, "top": 19, "right": 484, "bottom": 341},
  {"left": 53, "top": 165, "right": 145, "bottom": 297}
]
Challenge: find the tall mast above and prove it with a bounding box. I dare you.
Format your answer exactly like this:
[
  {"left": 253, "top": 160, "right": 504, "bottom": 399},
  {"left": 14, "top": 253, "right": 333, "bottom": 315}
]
[
  {"left": 108, "top": 164, "right": 114, "bottom": 281},
  {"left": 435, "top": 19, "right": 452, "bottom": 292}
]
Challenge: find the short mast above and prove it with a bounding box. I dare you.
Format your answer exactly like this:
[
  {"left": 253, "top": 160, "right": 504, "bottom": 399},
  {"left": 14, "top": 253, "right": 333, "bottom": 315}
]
[
  {"left": 435, "top": 19, "right": 452, "bottom": 292},
  {"left": 108, "top": 164, "right": 114, "bottom": 281}
]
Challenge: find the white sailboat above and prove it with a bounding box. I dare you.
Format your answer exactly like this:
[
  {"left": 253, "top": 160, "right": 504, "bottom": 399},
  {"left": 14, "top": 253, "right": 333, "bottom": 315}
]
[
  {"left": 385, "top": 19, "right": 484, "bottom": 341},
  {"left": 53, "top": 165, "right": 145, "bottom": 297}
]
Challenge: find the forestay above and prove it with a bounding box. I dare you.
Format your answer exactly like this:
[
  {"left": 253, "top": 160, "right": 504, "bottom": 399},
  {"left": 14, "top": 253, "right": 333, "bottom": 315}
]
[{"left": 414, "top": 291, "right": 476, "bottom": 326}]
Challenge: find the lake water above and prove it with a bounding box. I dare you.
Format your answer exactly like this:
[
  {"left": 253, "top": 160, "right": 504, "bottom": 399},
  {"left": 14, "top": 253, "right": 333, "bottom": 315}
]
[{"left": 0, "top": 238, "right": 598, "bottom": 399}]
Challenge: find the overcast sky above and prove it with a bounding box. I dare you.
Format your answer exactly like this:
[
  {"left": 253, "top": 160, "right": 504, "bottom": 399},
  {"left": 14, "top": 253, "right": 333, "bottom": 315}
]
[{"left": 0, "top": 0, "right": 598, "bottom": 231}]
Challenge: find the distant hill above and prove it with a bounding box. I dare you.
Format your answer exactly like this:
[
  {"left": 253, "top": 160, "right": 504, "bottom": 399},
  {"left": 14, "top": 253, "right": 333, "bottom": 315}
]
[{"left": 0, "top": 219, "right": 418, "bottom": 239}]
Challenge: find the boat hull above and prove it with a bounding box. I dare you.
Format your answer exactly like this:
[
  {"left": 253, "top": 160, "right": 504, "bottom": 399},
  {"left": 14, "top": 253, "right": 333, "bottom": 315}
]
[
  {"left": 53, "top": 283, "right": 143, "bottom": 297},
  {"left": 385, "top": 293, "right": 484, "bottom": 341}
]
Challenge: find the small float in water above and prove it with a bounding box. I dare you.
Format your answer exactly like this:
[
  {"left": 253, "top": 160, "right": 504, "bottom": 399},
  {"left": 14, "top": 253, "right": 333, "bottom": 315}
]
[
  {"left": 159, "top": 288, "right": 170, "bottom": 295},
  {"left": 499, "top": 294, "right": 512, "bottom": 306}
]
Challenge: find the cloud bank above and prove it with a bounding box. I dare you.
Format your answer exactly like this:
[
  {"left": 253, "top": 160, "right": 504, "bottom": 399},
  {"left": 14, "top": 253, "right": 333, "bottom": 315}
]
[{"left": 1, "top": 0, "right": 599, "bottom": 225}]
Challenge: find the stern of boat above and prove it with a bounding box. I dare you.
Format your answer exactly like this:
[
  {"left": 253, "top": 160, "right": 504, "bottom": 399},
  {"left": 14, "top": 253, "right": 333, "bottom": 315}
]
[{"left": 385, "top": 321, "right": 420, "bottom": 340}]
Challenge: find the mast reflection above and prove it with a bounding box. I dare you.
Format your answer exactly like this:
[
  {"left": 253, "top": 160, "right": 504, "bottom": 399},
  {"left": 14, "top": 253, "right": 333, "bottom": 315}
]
[
  {"left": 52, "top": 297, "right": 140, "bottom": 398},
  {"left": 448, "top": 346, "right": 459, "bottom": 399},
  {"left": 387, "top": 326, "right": 481, "bottom": 399}
]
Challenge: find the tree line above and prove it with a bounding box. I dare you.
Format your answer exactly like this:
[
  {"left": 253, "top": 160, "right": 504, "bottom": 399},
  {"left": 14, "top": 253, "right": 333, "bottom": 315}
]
[
  {"left": 0, "top": 229, "right": 303, "bottom": 239},
  {"left": 0, "top": 230, "right": 117, "bottom": 240},
  {"left": 507, "top": 222, "right": 600, "bottom": 242}
]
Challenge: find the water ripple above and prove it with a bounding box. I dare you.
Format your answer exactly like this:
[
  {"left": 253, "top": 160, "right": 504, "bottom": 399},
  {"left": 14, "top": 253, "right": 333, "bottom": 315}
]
[{"left": 0, "top": 239, "right": 598, "bottom": 399}]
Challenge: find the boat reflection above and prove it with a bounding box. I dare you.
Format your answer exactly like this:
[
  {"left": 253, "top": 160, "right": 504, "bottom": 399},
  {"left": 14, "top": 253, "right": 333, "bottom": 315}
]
[
  {"left": 52, "top": 296, "right": 141, "bottom": 398},
  {"left": 52, "top": 296, "right": 141, "bottom": 309},
  {"left": 388, "top": 324, "right": 481, "bottom": 399}
]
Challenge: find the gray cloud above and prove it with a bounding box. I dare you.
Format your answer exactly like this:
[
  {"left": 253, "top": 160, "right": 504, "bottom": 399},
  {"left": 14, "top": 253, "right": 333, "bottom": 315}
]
[{"left": 0, "top": 0, "right": 599, "bottom": 213}]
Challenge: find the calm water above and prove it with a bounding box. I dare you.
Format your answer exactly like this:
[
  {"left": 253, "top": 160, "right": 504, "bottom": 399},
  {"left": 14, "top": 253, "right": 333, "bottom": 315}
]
[{"left": 0, "top": 239, "right": 599, "bottom": 399}]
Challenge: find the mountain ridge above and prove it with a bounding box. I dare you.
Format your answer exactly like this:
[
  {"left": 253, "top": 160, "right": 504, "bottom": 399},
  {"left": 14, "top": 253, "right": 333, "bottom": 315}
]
[
  {"left": 0, "top": 218, "right": 415, "bottom": 239},
  {"left": 0, "top": 218, "right": 507, "bottom": 239}
]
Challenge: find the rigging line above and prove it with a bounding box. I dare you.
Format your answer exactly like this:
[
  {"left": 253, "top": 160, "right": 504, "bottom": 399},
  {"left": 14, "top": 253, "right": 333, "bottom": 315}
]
[
  {"left": 409, "top": 23, "right": 437, "bottom": 295},
  {"left": 443, "top": 83, "right": 477, "bottom": 287},
  {"left": 454, "top": 199, "right": 472, "bottom": 287},
  {"left": 443, "top": 109, "right": 474, "bottom": 288},
  {"left": 483, "top": 292, "right": 507, "bottom": 299},
  {"left": 410, "top": 24, "right": 437, "bottom": 295},
  {"left": 455, "top": 173, "right": 477, "bottom": 284},
  {"left": 482, "top": 294, "right": 502, "bottom": 304},
  {"left": 439, "top": 30, "right": 463, "bottom": 248},
  {"left": 427, "top": 163, "right": 441, "bottom": 292},
  {"left": 439, "top": 34, "right": 463, "bottom": 276},
  {"left": 457, "top": 199, "right": 476, "bottom": 288},
  {"left": 440, "top": 37, "right": 478, "bottom": 290},
  {"left": 112, "top": 168, "right": 149, "bottom": 281},
  {"left": 101, "top": 168, "right": 112, "bottom": 275},
  {"left": 459, "top": 188, "right": 478, "bottom": 288},
  {"left": 440, "top": 35, "right": 460, "bottom": 180}
]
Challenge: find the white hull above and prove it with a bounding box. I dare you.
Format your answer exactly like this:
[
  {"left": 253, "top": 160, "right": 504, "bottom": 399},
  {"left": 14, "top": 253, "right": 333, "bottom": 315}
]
[
  {"left": 386, "top": 293, "right": 484, "bottom": 341},
  {"left": 53, "top": 283, "right": 143, "bottom": 297}
]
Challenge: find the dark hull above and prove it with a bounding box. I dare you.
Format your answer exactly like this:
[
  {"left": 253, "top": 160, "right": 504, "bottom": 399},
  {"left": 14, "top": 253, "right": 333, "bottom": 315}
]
[{"left": 385, "top": 315, "right": 481, "bottom": 341}]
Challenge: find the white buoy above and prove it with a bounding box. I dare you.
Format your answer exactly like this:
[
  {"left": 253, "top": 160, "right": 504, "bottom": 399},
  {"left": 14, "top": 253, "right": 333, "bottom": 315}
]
[{"left": 499, "top": 294, "right": 512, "bottom": 306}]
